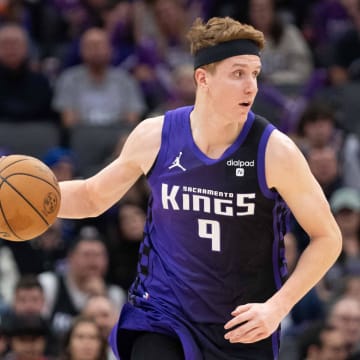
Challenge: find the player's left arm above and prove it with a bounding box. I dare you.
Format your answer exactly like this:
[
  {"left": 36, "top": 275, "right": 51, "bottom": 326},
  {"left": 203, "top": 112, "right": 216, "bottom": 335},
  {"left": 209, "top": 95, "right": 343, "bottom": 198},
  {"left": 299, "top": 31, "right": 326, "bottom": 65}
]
[{"left": 224, "top": 130, "right": 342, "bottom": 343}]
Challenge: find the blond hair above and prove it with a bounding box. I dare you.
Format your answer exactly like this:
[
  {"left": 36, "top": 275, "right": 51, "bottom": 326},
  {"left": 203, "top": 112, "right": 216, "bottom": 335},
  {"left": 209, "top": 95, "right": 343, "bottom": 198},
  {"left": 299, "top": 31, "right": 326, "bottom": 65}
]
[
  {"left": 187, "top": 17, "right": 265, "bottom": 71},
  {"left": 187, "top": 17, "right": 265, "bottom": 54}
]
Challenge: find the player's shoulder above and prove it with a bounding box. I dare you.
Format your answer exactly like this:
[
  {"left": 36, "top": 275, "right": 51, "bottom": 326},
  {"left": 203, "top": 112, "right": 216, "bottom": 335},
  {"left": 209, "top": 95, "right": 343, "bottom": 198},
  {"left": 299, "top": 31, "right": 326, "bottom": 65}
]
[
  {"left": 132, "top": 115, "right": 164, "bottom": 140},
  {"left": 124, "top": 116, "right": 164, "bottom": 174},
  {"left": 266, "top": 130, "right": 310, "bottom": 188},
  {"left": 269, "top": 129, "right": 300, "bottom": 153},
  {"left": 265, "top": 129, "right": 304, "bottom": 172},
  {"left": 123, "top": 115, "right": 164, "bottom": 160},
  {"left": 138, "top": 115, "right": 164, "bottom": 128}
]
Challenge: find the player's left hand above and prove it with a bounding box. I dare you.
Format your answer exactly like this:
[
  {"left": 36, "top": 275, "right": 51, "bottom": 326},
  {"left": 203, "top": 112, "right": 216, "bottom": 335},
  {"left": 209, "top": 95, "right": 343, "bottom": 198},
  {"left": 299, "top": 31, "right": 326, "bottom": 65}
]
[{"left": 224, "top": 302, "right": 282, "bottom": 343}]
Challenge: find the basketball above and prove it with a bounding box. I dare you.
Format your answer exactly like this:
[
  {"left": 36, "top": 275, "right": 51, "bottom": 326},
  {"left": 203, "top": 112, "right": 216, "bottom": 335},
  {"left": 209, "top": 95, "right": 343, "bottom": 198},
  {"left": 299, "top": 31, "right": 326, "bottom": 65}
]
[{"left": 0, "top": 154, "right": 61, "bottom": 241}]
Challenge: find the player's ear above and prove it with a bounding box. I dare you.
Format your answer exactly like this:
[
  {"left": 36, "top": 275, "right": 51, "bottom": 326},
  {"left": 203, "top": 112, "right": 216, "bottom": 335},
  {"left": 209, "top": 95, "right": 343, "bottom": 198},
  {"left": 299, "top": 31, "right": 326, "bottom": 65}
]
[{"left": 194, "top": 68, "right": 208, "bottom": 88}]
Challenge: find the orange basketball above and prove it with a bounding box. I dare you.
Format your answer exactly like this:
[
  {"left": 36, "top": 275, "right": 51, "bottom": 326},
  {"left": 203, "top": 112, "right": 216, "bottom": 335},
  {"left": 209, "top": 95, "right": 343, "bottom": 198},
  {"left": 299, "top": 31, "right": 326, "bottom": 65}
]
[{"left": 0, "top": 154, "right": 61, "bottom": 241}]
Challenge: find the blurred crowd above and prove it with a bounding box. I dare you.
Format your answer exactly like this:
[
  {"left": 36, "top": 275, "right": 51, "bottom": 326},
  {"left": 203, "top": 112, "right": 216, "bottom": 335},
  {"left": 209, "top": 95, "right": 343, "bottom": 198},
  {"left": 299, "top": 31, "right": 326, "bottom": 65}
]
[{"left": 0, "top": 0, "right": 360, "bottom": 359}]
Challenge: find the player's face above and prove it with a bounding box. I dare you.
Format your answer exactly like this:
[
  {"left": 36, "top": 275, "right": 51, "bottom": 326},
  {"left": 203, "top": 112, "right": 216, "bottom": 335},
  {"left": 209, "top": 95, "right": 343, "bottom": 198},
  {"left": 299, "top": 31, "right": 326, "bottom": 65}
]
[{"left": 206, "top": 55, "right": 261, "bottom": 120}]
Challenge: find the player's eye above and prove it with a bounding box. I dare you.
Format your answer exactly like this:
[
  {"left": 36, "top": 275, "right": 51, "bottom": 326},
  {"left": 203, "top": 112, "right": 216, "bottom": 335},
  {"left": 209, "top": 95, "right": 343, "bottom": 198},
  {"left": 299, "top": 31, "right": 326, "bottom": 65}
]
[{"left": 234, "top": 70, "right": 243, "bottom": 78}]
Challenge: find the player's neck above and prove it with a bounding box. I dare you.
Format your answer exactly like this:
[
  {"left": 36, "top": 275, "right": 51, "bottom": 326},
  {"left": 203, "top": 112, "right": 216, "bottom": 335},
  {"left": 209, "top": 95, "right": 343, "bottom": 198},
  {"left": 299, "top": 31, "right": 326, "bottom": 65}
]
[
  {"left": 191, "top": 101, "right": 248, "bottom": 137},
  {"left": 190, "top": 105, "right": 248, "bottom": 159}
]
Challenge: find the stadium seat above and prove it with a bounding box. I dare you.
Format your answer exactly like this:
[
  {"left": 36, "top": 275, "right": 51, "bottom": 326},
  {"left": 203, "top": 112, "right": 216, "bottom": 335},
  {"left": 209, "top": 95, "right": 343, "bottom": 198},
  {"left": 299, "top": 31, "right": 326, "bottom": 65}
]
[
  {"left": 69, "top": 124, "right": 130, "bottom": 178},
  {"left": 0, "top": 121, "right": 60, "bottom": 158}
]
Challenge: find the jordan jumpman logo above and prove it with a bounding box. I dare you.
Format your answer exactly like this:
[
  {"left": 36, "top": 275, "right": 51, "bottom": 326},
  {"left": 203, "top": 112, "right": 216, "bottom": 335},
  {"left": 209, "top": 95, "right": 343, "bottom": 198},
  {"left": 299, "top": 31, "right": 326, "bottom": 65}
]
[{"left": 168, "top": 152, "right": 186, "bottom": 171}]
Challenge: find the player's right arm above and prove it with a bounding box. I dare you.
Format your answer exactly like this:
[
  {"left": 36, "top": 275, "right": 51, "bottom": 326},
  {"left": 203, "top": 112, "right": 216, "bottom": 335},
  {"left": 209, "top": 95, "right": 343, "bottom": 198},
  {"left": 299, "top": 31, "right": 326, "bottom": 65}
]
[{"left": 58, "top": 116, "right": 163, "bottom": 219}]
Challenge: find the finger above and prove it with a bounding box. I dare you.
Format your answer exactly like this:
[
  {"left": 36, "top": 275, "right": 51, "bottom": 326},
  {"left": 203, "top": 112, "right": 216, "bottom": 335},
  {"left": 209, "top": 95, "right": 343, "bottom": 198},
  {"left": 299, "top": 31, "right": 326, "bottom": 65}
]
[
  {"left": 230, "top": 328, "right": 266, "bottom": 344},
  {"left": 225, "top": 323, "right": 264, "bottom": 343},
  {"left": 225, "top": 319, "right": 255, "bottom": 340},
  {"left": 225, "top": 305, "right": 253, "bottom": 330},
  {"left": 231, "top": 303, "right": 252, "bottom": 316},
  {"left": 224, "top": 313, "right": 250, "bottom": 330}
]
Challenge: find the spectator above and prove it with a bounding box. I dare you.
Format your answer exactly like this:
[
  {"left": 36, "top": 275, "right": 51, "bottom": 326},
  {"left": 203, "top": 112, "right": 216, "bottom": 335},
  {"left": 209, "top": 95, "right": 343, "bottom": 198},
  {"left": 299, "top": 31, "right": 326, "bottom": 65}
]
[
  {"left": 323, "top": 187, "right": 360, "bottom": 294},
  {"left": 133, "top": 0, "right": 192, "bottom": 70},
  {"left": 0, "top": 23, "right": 55, "bottom": 121},
  {"left": 339, "top": 274, "right": 360, "bottom": 303},
  {"left": 296, "top": 101, "right": 360, "bottom": 190},
  {"left": 3, "top": 240, "right": 45, "bottom": 282},
  {"left": 59, "top": 315, "right": 108, "bottom": 360},
  {"left": 82, "top": 295, "right": 119, "bottom": 360},
  {"left": 107, "top": 202, "right": 146, "bottom": 290},
  {"left": 39, "top": 0, "right": 113, "bottom": 62},
  {"left": 52, "top": 27, "right": 146, "bottom": 128},
  {"left": 5, "top": 275, "right": 59, "bottom": 357},
  {"left": 303, "top": 0, "right": 353, "bottom": 67},
  {"left": 0, "top": 240, "right": 20, "bottom": 307},
  {"left": 327, "top": 295, "right": 360, "bottom": 356},
  {"left": 331, "top": 187, "right": 360, "bottom": 265},
  {"left": 297, "top": 321, "right": 349, "bottom": 360},
  {"left": 131, "top": 0, "right": 194, "bottom": 111},
  {"left": 11, "top": 275, "right": 45, "bottom": 317},
  {"left": 248, "top": 0, "right": 314, "bottom": 88},
  {"left": 150, "top": 63, "right": 196, "bottom": 115},
  {"left": 62, "top": 1, "right": 137, "bottom": 68},
  {"left": 3, "top": 313, "right": 52, "bottom": 360},
  {"left": 0, "top": 317, "right": 8, "bottom": 357},
  {"left": 103, "top": 1, "right": 137, "bottom": 67},
  {"left": 42, "top": 147, "right": 77, "bottom": 182},
  {"left": 38, "top": 227, "right": 126, "bottom": 337},
  {"left": 150, "top": 0, "right": 193, "bottom": 69},
  {"left": 0, "top": 0, "right": 29, "bottom": 26},
  {"left": 30, "top": 219, "right": 70, "bottom": 272},
  {"left": 306, "top": 146, "right": 343, "bottom": 199},
  {"left": 329, "top": 0, "right": 360, "bottom": 85},
  {"left": 5, "top": 220, "right": 70, "bottom": 278}
]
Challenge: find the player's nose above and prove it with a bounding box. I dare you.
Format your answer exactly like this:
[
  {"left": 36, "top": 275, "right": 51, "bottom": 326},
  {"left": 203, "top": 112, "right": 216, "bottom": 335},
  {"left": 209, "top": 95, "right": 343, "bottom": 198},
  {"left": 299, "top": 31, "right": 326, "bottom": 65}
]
[{"left": 243, "top": 77, "right": 257, "bottom": 94}]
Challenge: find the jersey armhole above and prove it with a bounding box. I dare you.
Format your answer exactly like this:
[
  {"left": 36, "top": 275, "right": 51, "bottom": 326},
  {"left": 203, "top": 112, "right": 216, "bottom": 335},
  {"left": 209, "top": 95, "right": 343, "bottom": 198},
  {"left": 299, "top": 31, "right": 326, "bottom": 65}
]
[
  {"left": 257, "top": 124, "right": 277, "bottom": 199},
  {"left": 146, "top": 113, "right": 171, "bottom": 180}
]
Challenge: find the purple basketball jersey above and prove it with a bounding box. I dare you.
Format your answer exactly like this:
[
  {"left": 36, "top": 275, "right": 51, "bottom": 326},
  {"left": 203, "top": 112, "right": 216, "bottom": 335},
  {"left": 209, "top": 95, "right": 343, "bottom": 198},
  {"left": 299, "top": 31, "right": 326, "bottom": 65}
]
[{"left": 109, "top": 106, "right": 289, "bottom": 360}]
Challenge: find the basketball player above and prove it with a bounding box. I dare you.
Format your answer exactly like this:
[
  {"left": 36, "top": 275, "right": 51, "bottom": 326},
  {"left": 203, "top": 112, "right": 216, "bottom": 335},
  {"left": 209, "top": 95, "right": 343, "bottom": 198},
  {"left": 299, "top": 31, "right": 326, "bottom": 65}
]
[{"left": 57, "top": 17, "right": 342, "bottom": 360}]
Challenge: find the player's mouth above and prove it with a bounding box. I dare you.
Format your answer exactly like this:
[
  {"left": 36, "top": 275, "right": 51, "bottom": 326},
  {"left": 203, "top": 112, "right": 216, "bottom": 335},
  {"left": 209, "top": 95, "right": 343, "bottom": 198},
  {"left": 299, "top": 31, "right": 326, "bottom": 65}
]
[{"left": 239, "top": 101, "right": 251, "bottom": 107}]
